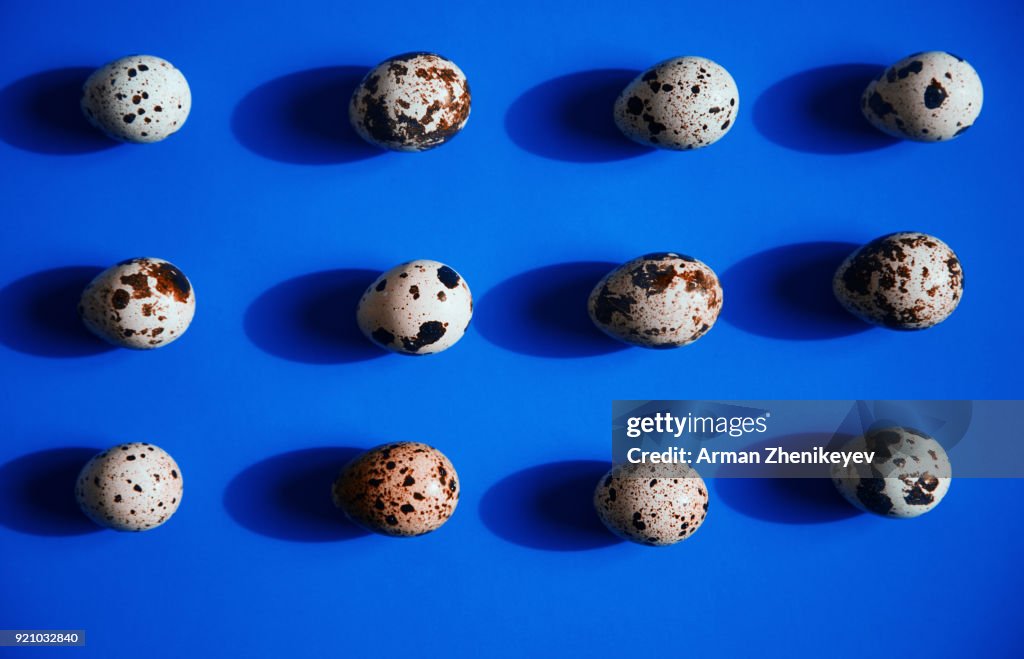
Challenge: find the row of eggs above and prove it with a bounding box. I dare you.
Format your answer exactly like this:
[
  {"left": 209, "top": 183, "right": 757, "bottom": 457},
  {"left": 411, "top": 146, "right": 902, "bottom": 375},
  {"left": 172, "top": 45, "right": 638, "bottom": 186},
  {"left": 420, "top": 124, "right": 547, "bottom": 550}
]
[
  {"left": 80, "top": 50, "right": 983, "bottom": 150},
  {"left": 80, "top": 232, "right": 964, "bottom": 354},
  {"left": 76, "top": 426, "right": 952, "bottom": 542}
]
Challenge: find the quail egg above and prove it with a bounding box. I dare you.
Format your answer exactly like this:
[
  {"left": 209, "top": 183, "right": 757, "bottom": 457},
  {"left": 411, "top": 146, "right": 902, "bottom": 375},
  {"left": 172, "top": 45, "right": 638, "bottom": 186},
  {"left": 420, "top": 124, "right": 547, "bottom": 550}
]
[
  {"left": 75, "top": 443, "right": 183, "bottom": 531},
  {"left": 332, "top": 442, "right": 459, "bottom": 537},
  {"left": 79, "top": 257, "right": 195, "bottom": 349},
  {"left": 861, "top": 51, "right": 982, "bottom": 142},
  {"left": 81, "top": 55, "right": 191, "bottom": 143},
  {"left": 593, "top": 462, "right": 709, "bottom": 546},
  {"left": 588, "top": 253, "right": 722, "bottom": 348},
  {"left": 831, "top": 426, "right": 952, "bottom": 518},
  {"left": 357, "top": 260, "right": 472, "bottom": 355},
  {"left": 833, "top": 232, "right": 962, "bottom": 329},
  {"left": 349, "top": 53, "right": 471, "bottom": 152},
  {"left": 614, "top": 56, "right": 739, "bottom": 150}
]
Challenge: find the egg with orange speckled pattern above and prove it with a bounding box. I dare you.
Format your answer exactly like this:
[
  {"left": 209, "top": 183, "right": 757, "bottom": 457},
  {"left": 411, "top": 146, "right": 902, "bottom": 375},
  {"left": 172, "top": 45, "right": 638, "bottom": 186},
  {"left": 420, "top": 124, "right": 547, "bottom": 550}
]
[
  {"left": 79, "top": 257, "right": 195, "bottom": 349},
  {"left": 588, "top": 253, "right": 722, "bottom": 348},
  {"left": 332, "top": 442, "right": 459, "bottom": 537},
  {"left": 75, "top": 443, "right": 183, "bottom": 531}
]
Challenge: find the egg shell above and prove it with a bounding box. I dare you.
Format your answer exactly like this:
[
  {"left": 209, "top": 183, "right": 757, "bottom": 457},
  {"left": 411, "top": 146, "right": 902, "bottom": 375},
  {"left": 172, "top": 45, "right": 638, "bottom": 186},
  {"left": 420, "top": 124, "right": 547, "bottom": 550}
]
[
  {"left": 356, "top": 260, "right": 472, "bottom": 355},
  {"left": 349, "top": 53, "right": 471, "bottom": 152},
  {"left": 593, "top": 462, "right": 708, "bottom": 546},
  {"left": 79, "top": 257, "right": 195, "bottom": 349},
  {"left": 833, "top": 232, "right": 962, "bottom": 329},
  {"left": 332, "top": 442, "right": 459, "bottom": 537},
  {"left": 831, "top": 427, "right": 952, "bottom": 518},
  {"left": 861, "top": 51, "right": 982, "bottom": 142},
  {"left": 81, "top": 55, "right": 191, "bottom": 143},
  {"left": 588, "top": 253, "right": 722, "bottom": 348},
  {"left": 613, "top": 56, "right": 739, "bottom": 150},
  {"left": 75, "top": 443, "right": 183, "bottom": 531}
]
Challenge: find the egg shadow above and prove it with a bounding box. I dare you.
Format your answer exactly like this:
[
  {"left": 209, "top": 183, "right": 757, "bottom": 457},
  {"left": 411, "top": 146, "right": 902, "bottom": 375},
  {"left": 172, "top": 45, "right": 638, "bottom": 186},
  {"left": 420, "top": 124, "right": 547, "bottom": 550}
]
[
  {"left": 720, "top": 242, "right": 869, "bottom": 340},
  {"left": 480, "top": 460, "right": 621, "bottom": 551},
  {"left": 753, "top": 64, "right": 900, "bottom": 154},
  {"left": 0, "top": 68, "right": 118, "bottom": 155},
  {"left": 232, "top": 66, "right": 383, "bottom": 165},
  {"left": 224, "top": 447, "right": 370, "bottom": 542},
  {"left": 505, "top": 69, "right": 653, "bottom": 163},
  {"left": 475, "top": 262, "right": 627, "bottom": 358},
  {"left": 0, "top": 266, "right": 116, "bottom": 358},
  {"left": 713, "top": 433, "right": 862, "bottom": 524},
  {"left": 0, "top": 447, "right": 104, "bottom": 536},
  {"left": 244, "top": 269, "right": 385, "bottom": 364}
]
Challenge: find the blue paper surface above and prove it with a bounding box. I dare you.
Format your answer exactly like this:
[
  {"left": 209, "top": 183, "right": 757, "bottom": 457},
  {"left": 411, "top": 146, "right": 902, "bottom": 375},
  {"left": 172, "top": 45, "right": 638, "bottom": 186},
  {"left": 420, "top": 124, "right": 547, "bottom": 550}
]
[{"left": 1, "top": 1, "right": 1021, "bottom": 656}]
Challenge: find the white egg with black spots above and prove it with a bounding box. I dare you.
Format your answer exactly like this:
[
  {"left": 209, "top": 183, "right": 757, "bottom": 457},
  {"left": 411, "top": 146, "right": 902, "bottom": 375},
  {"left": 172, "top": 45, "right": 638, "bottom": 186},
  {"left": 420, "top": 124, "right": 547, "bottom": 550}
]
[
  {"left": 81, "top": 55, "right": 191, "bottom": 143},
  {"left": 588, "top": 253, "right": 722, "bottom": 348},
  {"left": 833, "top": 232, "right": 963, "bottom": 329},
  {"left": 614, "top": 56, "right": 739, "bottom": 150},
  {"left": 75, "top": 443, "right": 183, "bottom": 531},
  {"left": 861, "top": 51, "right": 982, "bottom": 142},
  {"left": 349, "top": 53, "right": 471, "bottom": 152},
  {"left": 79, "top": 257, "right": 195, "bottom": 349},
  {"left": 357, "top": 260, "right": 472, "bottom": 355},
  {"left": 593, "top": 462, "right": 709, "bottom": 546},
  {"left": 831, "top": 427, "right": 951, "bottom": 518}
]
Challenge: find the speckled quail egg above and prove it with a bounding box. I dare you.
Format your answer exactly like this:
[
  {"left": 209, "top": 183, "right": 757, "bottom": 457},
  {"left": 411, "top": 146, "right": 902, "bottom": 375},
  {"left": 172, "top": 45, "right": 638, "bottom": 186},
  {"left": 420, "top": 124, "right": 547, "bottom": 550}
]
[
  {"left": 332, "top": 442, "right": 459, "bottom": 537},
  {"left": 349, "top": 53, "right": 471, "bottom": 152},
  {"left": 79, "top": 257, "right": 195, "bottom": 349},
  {"left": 833, "top": 232, "right": 963, "bottom": 329},
  {"left": 357, "top": 260, "right": 472, "bottom": 355},
  {"left": 75, "top": 443, "right": 183, "bottom": 531},
  {"left": 862, "top": 51, "right": 982, "bottom": 142},
  {"left": 831, "top": 427, "right": 952, "bottom": 518},
  {"left": 613, "top": 56, "right": 739, "bottom": 150},
  {"left": 593, "top": 462, "right": 708, "bottom": 546},
  {"left": 588, "top": 253, "right": 722, "bottom": 348},
  {"left": 81, "top": 55, "right": 191, "bottom": 143}
]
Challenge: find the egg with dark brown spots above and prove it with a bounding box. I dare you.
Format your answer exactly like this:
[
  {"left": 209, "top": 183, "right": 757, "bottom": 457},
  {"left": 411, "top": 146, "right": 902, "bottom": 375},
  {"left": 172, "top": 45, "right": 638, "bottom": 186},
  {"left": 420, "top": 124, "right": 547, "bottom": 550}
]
[
  {"left": 593, "top": 462, "right": 708, "bottom": 546},
  {"left": 833, "top": 232, "right": 962, "bottom": 329},
  {"left": 75, "top": 443, "right": 183, "bottom": 531},
  {"left": 831, "top": 427, "right": 951, "bottom": 518},
  {"left": 357, "top": 260, "right": 472, "bottom": 355},
  {"left": 332, "top": 442, "right": 459, "bottom": 537},
  {"left": 614, "top": 56, "right": 739, "bottom": 150},
  {"left": 79, "top": 257, "right": 195, "bottom": 349},
  {"left": 81, "top": 55, "right": 191, "bottom": 143},
  {"left": 861, "top": 51, "right": 982, "bottom": 142},
  {"left": 349, "top": 53, "right": 471, "bottom": 152},
  {"left": 588, "top": 253, "right": 722, "bottom": 348}
]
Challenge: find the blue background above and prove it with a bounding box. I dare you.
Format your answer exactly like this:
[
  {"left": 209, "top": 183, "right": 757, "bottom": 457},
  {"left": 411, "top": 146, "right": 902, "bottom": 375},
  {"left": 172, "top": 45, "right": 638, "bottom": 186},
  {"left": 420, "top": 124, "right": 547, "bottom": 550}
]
[{"left": 1, "top": 0, "right": 1021, "bottom": 656}]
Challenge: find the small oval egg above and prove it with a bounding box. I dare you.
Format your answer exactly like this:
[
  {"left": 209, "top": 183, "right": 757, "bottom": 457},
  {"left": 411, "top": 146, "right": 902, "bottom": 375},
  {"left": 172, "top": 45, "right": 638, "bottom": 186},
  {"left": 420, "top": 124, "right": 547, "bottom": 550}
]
[
  {"left": 831, "top": 427, "right": 952, "bottom": 518},
  {"left": 80, "top": 55, "right": 191, "bottom": 143},
  {"left": 357, "top": 260, "right": 472, "bottom": 355},
  {"left": 588, "top": 253, "right": 722, "bottom": 348},
  {"left": 75, "top": 443, "right": 183, "bottom": 531},
  {"left": 833, "top": 232, "right": 963, "bottom": 329},
  {"left": 593, "top": 462, "right": 709, "bottom": 546},
  {"left": 332, "top": 442, "right": 459, "bottom": 537},
  {"left": 613, "top": 56, "right": 739, "bottom": 150},
  {"left": 349, "top": 52, "right": 471, "bottom": 152},
  {"left": 79, "top": 257, "right": 195, "bottom": 349},
  {"left": 861, "top": 51, "right": 982, "bottom": 142}
]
